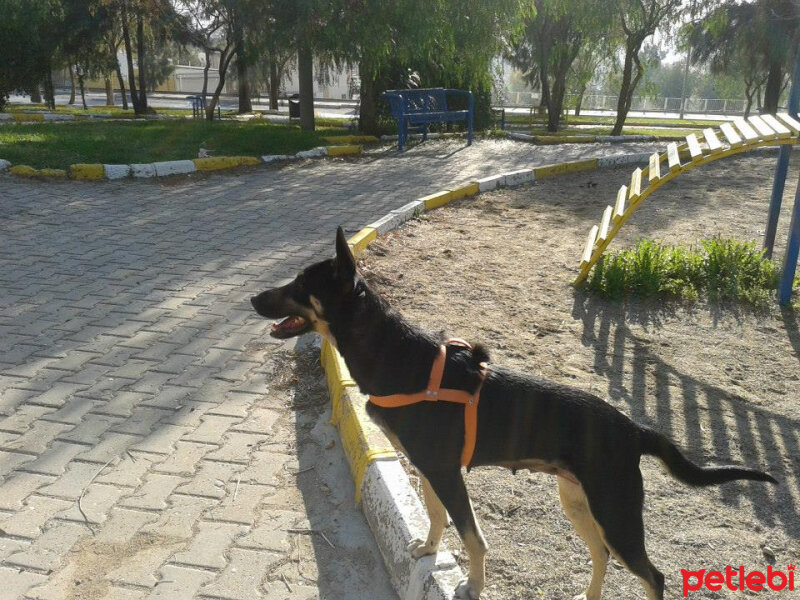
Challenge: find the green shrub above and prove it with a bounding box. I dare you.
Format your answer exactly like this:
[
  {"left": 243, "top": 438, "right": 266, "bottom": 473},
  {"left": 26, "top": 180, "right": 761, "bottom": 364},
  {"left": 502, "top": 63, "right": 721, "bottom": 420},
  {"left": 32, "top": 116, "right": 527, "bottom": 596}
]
[{"left": 585, "top": 238, "right": 779, "bottom": 307}]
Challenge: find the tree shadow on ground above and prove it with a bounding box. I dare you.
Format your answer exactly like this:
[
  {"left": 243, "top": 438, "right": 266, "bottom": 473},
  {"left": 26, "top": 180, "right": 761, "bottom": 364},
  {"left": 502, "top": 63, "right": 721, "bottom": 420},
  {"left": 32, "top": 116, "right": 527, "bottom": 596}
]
[{"left": 572, "top": 291, "right": 800, "bottom": 541}]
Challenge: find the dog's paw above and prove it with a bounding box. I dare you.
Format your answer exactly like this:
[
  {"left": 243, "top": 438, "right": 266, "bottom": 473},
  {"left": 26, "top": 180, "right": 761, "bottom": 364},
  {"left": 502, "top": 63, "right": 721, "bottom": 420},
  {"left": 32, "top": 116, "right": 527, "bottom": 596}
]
[
  {"left": 407, "top": 538, "right": 436, "bottom": 558},
  {"left": 454, "top": 579, "right": 480, "bottom": 600}
]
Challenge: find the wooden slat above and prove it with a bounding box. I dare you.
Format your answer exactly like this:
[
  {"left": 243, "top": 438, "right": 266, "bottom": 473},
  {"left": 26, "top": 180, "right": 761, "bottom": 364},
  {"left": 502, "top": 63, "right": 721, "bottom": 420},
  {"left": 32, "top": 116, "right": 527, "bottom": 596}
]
[
  {"left": 614, "top": 185, "right": 627, "bottom": 220},
  {"left": 686, "top": 133, "right": 703, "bottom": 159},
  {"left": 648, "top": 153, "right": 661, "bottom": 182},
  {"left": 733, "top": 118, "right": 759, "bottom": 142},
  {"left": 667, "top": 142, "right": 681, "bottom": 171},
  {"left": 761, "top": 114, "right": 792, "bottom": 138},
  {"left": 628, "top": 168, "right": 642, "bottom": 200},
  {"left": 720, "top": 122, "right": 743, "bottom": 147},
  {"left": 581, "top": 225, "right": 599, "bottom": 266},
  {"left": 777, "top": 113, "right": 800, "bottom": 134},
  {"left": 748, "top": 115, "right": 777, "bottom": 139},
  {"left": 598, "top": 206, "right": 613, "bottom": 242},
  {"left": 703, "top": 128, "right": 722, "bottom": 152}
]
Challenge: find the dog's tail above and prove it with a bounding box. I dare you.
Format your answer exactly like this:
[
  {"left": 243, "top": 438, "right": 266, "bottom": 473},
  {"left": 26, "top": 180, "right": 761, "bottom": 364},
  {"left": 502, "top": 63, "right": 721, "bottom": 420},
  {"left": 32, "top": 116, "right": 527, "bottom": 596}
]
[{"left": 639, "top": 426, "right": 777, "bottom": 486}]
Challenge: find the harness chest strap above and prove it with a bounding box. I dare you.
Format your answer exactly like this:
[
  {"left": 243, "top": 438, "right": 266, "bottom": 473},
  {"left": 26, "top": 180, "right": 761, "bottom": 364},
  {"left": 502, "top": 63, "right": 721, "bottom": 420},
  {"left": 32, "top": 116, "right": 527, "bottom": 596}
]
[{"left": 368, "top": 339, "right": 489, "bottom": 467}]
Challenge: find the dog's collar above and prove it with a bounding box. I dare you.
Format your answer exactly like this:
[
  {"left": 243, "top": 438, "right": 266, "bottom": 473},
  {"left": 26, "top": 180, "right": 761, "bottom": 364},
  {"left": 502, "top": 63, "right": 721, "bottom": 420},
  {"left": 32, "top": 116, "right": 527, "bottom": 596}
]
[{"left": 368, "top": 338, "right": 489, "bottom": 467}]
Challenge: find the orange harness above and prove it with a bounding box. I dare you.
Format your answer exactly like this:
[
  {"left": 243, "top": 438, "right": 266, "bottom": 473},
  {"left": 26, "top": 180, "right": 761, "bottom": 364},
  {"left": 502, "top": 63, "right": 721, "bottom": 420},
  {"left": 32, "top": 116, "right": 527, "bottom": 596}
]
[{"left": 368, "top": 339, "right": 489, "bottom": 467}]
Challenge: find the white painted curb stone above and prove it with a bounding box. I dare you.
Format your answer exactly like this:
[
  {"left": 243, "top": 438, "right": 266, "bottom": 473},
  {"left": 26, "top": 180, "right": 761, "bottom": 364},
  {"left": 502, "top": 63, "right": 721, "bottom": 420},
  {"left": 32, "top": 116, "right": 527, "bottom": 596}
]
[
  {"left": 0, "top": 114, "right": 11, "bottom": 121},
  {"left": 261, "top": 154, "right": 296, "bottom": 164},
  {"left": 597, "top": 152, "right": 651, "bottom": 168},
  {"left": 476, "top": 174, "right": 505, "bottom": 191},
  {"left": 503, "top": 168, "right": 535, "bottom": 187},
  {"left": 507, "top": 132, "right": 534, "bottom": 142},
  {"left": 361, "top": 459, "right": 462, "bottom": 600},
  {"left": 130, "top": 163, "right": 156, "bottom": 178},
  {"left": 104, "top": 164, "right": 131, "bottom": 180},
  {"left": 390, "top": 200, "right": 425, "bottom": 224},
  {"left": 296, "top": 147, "right": 328, "bottom": 159},
  {"left": 154, "top": 160, "right": 196, "bottom": 177},
  {"left": 369, "top": 213, "right": 405, "bottom": 235},
  {"left": 0, "top": 159, "right": 10, "bottom": 171},
  {"left": 43, "top": 113, "right": 75, "bottom": 121}
]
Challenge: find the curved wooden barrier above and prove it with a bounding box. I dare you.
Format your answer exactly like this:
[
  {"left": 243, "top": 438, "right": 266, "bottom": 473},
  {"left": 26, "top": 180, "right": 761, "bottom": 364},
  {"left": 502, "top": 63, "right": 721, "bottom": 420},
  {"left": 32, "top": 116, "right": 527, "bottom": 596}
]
[{"left": 575, "top": 113, "right": 800, "bottom": 285}]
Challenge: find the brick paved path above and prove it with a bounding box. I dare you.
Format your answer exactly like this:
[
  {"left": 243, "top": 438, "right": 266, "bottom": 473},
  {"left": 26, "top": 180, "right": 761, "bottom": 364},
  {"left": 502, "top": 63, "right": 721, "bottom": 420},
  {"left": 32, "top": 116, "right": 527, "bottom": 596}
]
[{"left": 0, "top": 139, "right": 659, "bottom": 599}]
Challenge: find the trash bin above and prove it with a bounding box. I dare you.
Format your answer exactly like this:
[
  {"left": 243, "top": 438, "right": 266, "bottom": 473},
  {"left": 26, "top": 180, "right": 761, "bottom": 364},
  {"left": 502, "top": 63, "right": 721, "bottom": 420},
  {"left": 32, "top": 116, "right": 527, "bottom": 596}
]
[{"left": 288, "top": 94, "right": 300, "bottom": 119}]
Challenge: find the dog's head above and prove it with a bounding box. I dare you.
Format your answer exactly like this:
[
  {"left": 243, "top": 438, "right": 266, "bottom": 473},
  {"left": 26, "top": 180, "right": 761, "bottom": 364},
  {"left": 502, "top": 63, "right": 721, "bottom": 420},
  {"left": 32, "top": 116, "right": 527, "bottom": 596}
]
[{"left": 250, "top": 227, "right": 360, "bottom": 343}]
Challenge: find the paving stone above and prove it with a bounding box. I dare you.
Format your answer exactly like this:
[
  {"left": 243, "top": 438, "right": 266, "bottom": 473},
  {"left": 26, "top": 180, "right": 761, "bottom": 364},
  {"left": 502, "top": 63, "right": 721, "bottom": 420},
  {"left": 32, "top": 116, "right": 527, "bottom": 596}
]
[
  {"left": 95, "top": 453, "right": 154, "bottom": 488},
  {"left": 147, "top": 564, "right": 215, "bottom": 599},
  {"left": 141, "top": 494, "right": 218, "bottom": 540},
  {"left": 140, "top": 385, "right": 194, "bottom": 411},
  {"left": 0, "top": 449, "right": 35, "bottom": 479},
  {"left": 205, "top": 432, "right": 263, "bottom": 465},
  {"left": 0, "top": 536, "right": 30, "bottom": 561},
  {"left": 175, "top": 461, "right": 243, "bottom": 499},
  {"left": 0, "top": 472, "right": 55, "bottom": 510},
  {"left": 234, "top": 510, "right": 302, "bottom": 553},
  {"left": 92, "top": 391, "right": 149, "bottom": 418},
  {"left": 56, "top": 414, "right": 121, "bottom": 446},
  {"left": 38, "top": 461, "right": 110, "bottom": 500},
  {"left": 198, "top": 547, "right": 281, "bottom": 600},
  {"left": 181, "top": 415, "right": 241, "bottom": 445},
  {"left": 0, "top": 495, "right": 72, "bottom": 538},
  {"left": 131, "top": 424, "right": 192, "bottom": 455},
  {"left": 0, "top": 566, "right": 48, "bottom": 599},
  {"left": 76, "top": 432, "right": 142, "bottom": 464},
  {"left": 152, "top": 441, "right": 213, "bottom": 476},
  {"left": 230, "top": 408, "right": 280, "bottom": 435},
  {"left": 159, "top": 402, "right": 212, "bottom": 429},
  {"left": 2, "top": 421, "right": 72, "bottom": 455},
  {"left": 94, "top": 508, "right": 159, "bottom": 544},
  {"left": 119, "top": 473, "right": 185, "bottom": 511},
  {"left": 239, "top": 451, "right": 293, "bottom": 486},
  {"left": 0, "top": 387, "right": 38, "bottom": 414},
  {"left": 17, "top": 441, "right": 86, "bottom": 476},
  {"left": 0, "top": 405, "right": 54, "bottom": 434},
  {"left": 57, "top": 483, "right": 127, "bottom": 525},
  {"left": 40, "top": 398, "right": 101, "bottom": 425},
  {"left": 25, "top": 383, "right": 89, "bottom": 408},
  {"left": 205, "top": 482, "right": 272, "bottom": 525},
  {"left": 4, "top": 520, "right": 87, "bottom": 572},
  {"left": 110, "top": 407, "right": 165, "bottom": 436},
  {"left": 206, "top": 393, "right": 255, "bottom": 419},
  {"left": 106, "top": 540, "right": 184, "bottom": 589},
  {"left": 172, "top": 521, "right": 248, "bottom": 570}
]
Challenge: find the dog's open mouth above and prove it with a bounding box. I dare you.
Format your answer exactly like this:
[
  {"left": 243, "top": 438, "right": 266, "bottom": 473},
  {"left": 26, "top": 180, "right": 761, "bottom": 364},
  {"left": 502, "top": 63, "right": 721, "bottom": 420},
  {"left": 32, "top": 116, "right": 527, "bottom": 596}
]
[{"left": 270, "top": 315, "right": 311, "bottom": 339}]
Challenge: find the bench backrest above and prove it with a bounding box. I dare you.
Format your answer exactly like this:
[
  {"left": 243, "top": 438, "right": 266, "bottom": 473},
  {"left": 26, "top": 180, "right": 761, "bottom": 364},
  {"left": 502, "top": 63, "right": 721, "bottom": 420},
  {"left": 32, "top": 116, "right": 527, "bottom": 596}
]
[{"left": 382, "top": 88, "right": 452, "bottom": 118}]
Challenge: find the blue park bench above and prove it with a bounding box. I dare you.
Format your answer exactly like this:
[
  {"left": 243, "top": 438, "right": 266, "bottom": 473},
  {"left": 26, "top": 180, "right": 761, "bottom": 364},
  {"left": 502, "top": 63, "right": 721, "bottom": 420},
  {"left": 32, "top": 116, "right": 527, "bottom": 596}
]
[
  {"left": 382, "top": 88, "right": 474, "bottom": 151},
  {"left": 186, "top": 95, "right": 221, "bottom": 120}
]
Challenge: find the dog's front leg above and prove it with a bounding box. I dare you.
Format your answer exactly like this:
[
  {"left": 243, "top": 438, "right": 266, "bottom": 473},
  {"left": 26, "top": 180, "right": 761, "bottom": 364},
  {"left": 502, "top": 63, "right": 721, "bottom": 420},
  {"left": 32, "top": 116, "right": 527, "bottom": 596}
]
[
  {"left": 420, "top": 468, "right": 487, "bottom": 600},
  {"left": 408, "top": 475, "right": 448, "bottom": 558}
]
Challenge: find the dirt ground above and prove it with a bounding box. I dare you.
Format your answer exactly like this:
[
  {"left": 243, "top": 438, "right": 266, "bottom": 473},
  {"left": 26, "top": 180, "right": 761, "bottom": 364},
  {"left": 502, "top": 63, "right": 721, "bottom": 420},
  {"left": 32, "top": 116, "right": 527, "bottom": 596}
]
[{"left": 356, "top": 153, "right": 800, "bottom": 599}]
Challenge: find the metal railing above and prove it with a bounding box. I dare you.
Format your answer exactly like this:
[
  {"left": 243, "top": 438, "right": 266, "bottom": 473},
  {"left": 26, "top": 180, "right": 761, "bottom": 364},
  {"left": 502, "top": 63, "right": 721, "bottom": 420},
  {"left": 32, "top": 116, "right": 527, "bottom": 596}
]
[{"left": 500, "top": 91, "right": 749, "bottom": 116}]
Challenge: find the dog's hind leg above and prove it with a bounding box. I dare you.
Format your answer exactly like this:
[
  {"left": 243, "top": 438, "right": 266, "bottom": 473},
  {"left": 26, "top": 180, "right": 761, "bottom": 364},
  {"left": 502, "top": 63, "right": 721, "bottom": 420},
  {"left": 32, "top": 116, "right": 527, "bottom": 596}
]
[
  {"left": 408, "top": 475, "right": 449, "bottom": 558},
  {"left": 421, "top": 468, "right": 487, "bottom": 600},
  {"left": 557, "top": 476, "right": 609, "bottom": 600},
  {"left": 586, "top": 471, "right": 664, "bottom": 600}
]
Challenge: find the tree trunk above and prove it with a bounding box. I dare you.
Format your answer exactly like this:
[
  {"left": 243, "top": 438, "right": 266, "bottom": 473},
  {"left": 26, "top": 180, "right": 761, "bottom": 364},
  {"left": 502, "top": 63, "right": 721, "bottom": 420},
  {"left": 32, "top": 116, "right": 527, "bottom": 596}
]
[
  {"left": 269, "top": 59, "right": 280, "bottom": 111},
  {"left": 121, "top": 1, "right": 141, "bottom": 115},
  {"left": 78, "top": 72, "right": 87, "bottom": 109},
  {"left": 30, "top": 84, "right": 42, "bottom": 104},
  {"left": 68, "top": 64, "right": 76, "bottom": 104},
  {"left": 548, "top": 76, "right": 566, "bottom": 132},
  {"left": 135, "top": 12, "right": 148, "bottom": 112},
  {"left": 115, "top": 58, "right": 128, "bottom": 110},
  {"left": 297, "top": 43, "right": 315, "bottom": 131},
  {"left": 538, "top": 61, "right": 550, "bottom": 112},
  {"left": 763, "top": 60, "right": 783, "bottom": 114},
  {"left": 575, "top": 84, "right": 586, "bottom": 117},
  {"left": 237, "top": 58, "right": 252, "bottom": 113},
  {"left": 43, "top": 71, "right": 56, "bottom": 110},
  {"left": 358, "top": 61, "right": 378, "bottom": 135},
  {"left": 202, "top": 49, "right": 211, "bottom": 99},
  {"left": 207, "top": 44, "right": 235, "bottom": 121},
  {"left": 105, "top": 77, "right": 114, "bottom": 106},
  {"left": 611, "top": 42, "right": 643, "bottom": 136}
]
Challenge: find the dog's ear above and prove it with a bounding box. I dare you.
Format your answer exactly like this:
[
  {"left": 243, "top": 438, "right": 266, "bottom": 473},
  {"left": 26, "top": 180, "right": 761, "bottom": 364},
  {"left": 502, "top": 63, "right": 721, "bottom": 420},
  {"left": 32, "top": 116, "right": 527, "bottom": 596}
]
[{"left": 335, "top": 226, "right": 357, "bottom": 292}]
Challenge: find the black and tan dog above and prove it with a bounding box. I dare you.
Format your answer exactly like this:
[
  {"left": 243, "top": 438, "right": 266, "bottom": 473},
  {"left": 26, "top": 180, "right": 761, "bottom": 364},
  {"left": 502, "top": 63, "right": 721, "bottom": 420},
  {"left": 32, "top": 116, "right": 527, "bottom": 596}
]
[{"left": 251, "top": 227, "right": 777, "bottom": 600}]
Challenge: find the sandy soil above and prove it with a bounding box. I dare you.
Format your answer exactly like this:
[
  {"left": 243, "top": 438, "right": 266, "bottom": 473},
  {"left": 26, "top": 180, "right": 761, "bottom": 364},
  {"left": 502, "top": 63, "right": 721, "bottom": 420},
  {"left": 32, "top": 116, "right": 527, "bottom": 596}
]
[{"left": 358, "top": 153, "right": 800, "bottom": 599}]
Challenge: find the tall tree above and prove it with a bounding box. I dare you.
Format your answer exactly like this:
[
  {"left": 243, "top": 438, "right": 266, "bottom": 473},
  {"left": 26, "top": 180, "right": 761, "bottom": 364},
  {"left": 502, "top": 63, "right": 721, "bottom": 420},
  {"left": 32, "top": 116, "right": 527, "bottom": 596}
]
[{"left": 610, "top": 0, "right": 682, "bottom": 135}]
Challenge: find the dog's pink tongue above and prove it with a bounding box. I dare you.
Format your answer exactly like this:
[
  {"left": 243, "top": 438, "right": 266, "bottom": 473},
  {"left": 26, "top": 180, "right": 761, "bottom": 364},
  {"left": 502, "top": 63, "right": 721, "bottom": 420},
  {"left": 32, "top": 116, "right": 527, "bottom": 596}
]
[{"left": 272, "top": 316, "right": 305, "bottom": 333}]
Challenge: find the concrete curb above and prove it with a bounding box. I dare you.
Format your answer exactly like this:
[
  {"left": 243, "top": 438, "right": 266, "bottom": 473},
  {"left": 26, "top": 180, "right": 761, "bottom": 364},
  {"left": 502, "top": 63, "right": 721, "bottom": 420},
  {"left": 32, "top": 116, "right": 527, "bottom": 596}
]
[
  {"left": 1, "top": 111, "right": 171, "bottom": 122},
  {"left": 508, "top": 131, "right": 684, "bottom": 145},
  {"left": 321, "top": 150, "right": 676, "bottom": 599},
  {"left": 0, "top": 145, "right": 363, "bottom": 182}
]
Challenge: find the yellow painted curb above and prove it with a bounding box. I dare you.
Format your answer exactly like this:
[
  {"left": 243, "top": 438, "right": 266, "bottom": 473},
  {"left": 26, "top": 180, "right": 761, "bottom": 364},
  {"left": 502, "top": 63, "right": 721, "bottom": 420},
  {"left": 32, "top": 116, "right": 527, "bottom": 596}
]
[
  {"left": 322, "top": 341, "right": 397, "bottom": 502},
  {"left": 534, "top": 158, "right": 599, "bottom": 179},
  {"left": 12, "top": 113, "right": 45, "bottom": 122},
  {"left": 326, "top": 145, "right": 362, "bottom": 157},
  {"left": 449, "top": 182, "right": 480, "bottom": 201},
  {"left": 70, "top": 163, "right": 105, "bottom": 180},
  {"left": 420, "top": 190, "right": 454, "bottom": 210},
  {"left": 347, "top": 227, "right": 377, "bottom": 257},
  {"left": 322, "top": 135, "right": 380, "bottom": 145},
  {"left": 9, "top": 165, "right": 67, "bottom": 178},
  {"left": 193, "top": 156, "right": 261, "bottom": 171}
]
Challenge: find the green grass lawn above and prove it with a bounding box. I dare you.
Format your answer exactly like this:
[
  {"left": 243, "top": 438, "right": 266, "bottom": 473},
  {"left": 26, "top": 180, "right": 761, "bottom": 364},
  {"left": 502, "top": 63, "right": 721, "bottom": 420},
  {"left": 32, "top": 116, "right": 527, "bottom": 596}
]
[
  {"left": 0, "top": 120, "right": 334, "bottom": 168},
  {"left": 6, "top": 102, "right": 200, "bottom": 118}
]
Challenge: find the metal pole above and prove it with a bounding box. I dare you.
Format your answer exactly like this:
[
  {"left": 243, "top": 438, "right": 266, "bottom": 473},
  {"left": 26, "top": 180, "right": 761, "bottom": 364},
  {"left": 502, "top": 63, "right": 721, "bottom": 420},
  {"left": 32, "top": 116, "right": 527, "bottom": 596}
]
[
  {"left": 777, "top": 52, "right": 800, "bottom": 304},
  {"left": 765, "top": 52, "right": 800, "bottom": 259}
]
